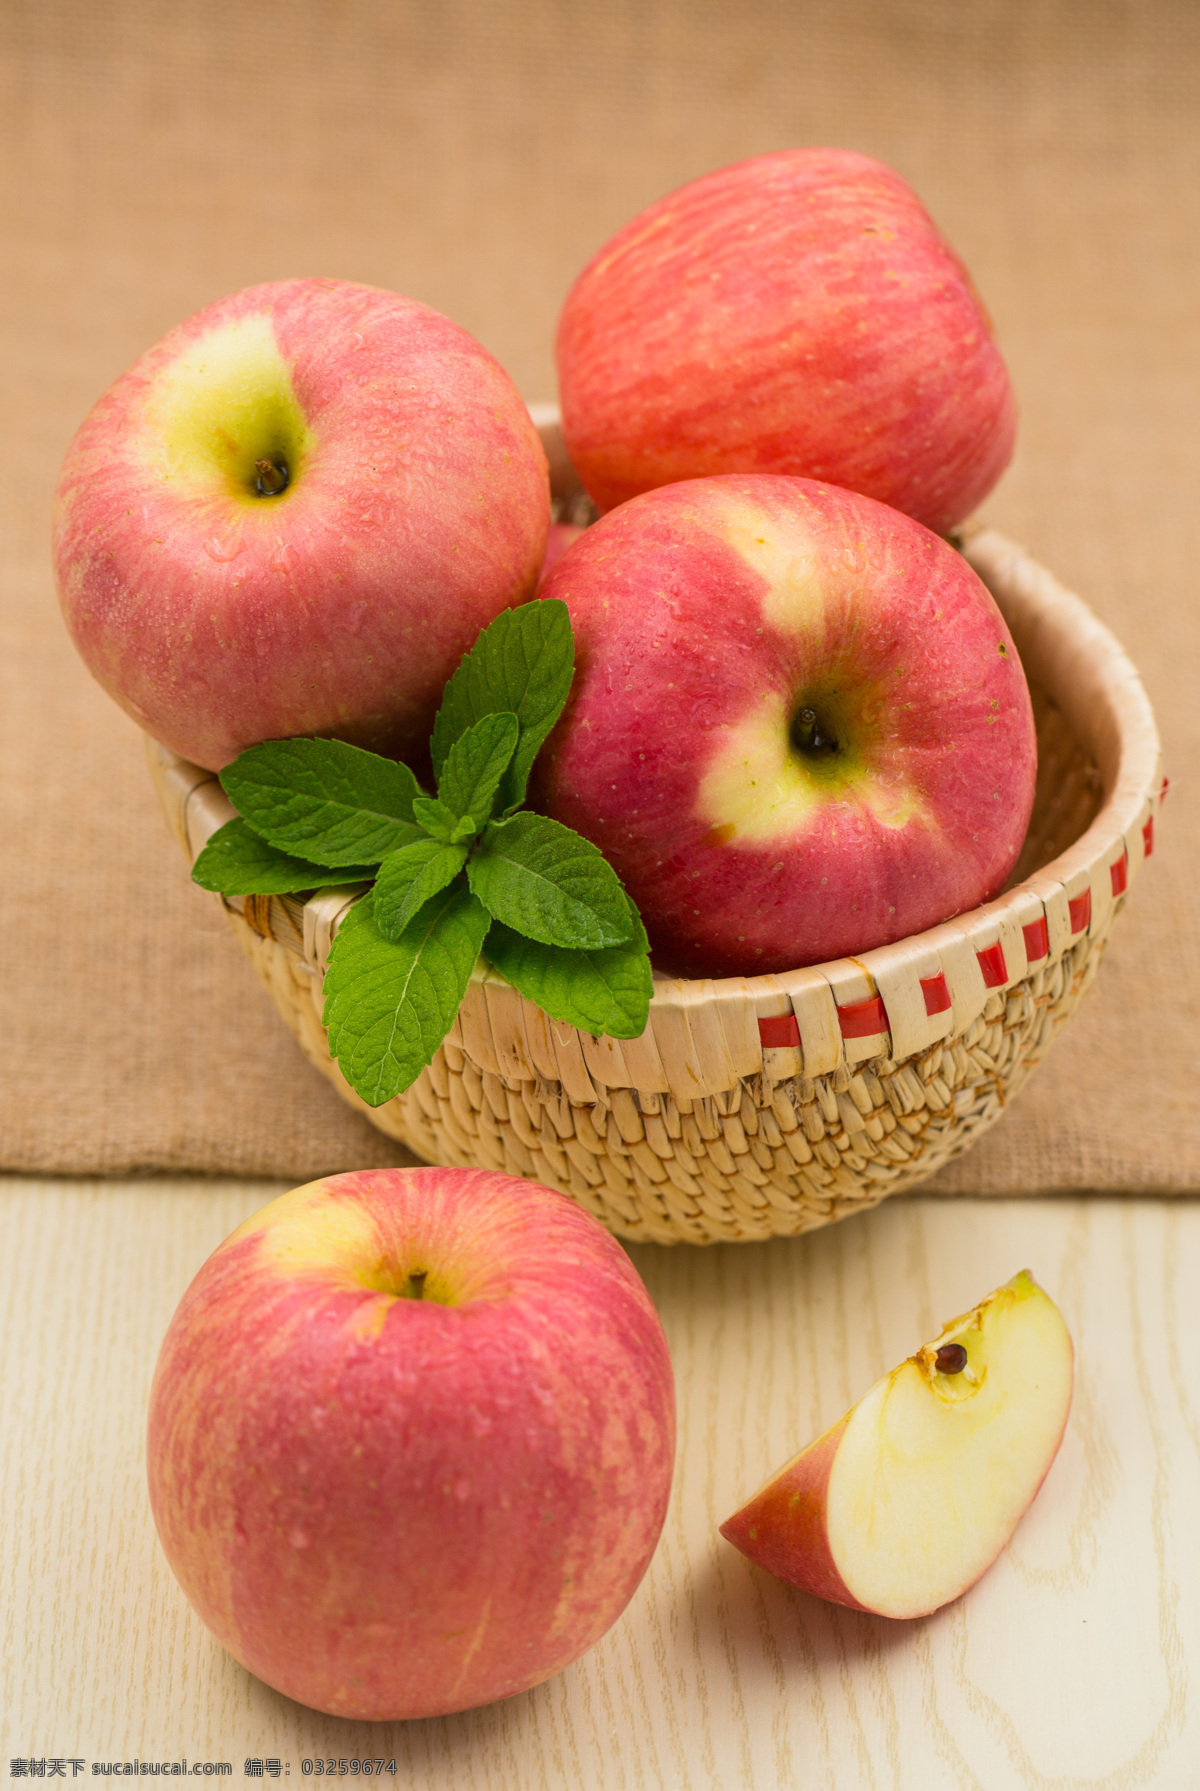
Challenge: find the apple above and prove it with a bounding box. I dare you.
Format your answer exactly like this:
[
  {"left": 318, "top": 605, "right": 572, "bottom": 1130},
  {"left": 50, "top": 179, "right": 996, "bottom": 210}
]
[
  {"left": 53, "top": 278, "right": 550, "bottom": 772},
  {"left": 556, "top": 147, "right": 1015, "bottom": 534},
  {"left": 146, "top": 1165, "right": 675, "bottom": 1720},
  {"left": 539, "top": 520, "right": 586, "bottom": 583},
  {"left": 533, "top": 474, "right": 1037, "bottom": 978},
  {"left": 719, "top": 1271, "right": 1073, "bottom": 1619}
]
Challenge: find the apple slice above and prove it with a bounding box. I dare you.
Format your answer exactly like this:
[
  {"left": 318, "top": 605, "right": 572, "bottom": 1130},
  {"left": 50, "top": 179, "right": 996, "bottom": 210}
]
[{"left": 719, "top": 1271, "right": 1073, "bottom": 1618}]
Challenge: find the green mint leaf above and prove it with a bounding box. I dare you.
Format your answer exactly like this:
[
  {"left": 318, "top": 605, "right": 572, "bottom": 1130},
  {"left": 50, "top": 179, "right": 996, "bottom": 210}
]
[
  {"left": 450, "top": 815, "right": 477, "bottom": 844},
  {"left": 484, "top": 898, "right": 652, "bottom": 1038},
  {"left": 323, "top": 886, "right": 490, "bottom": 1106},
  {"left": 431, "top": 600, "right": 574, "bottom": 813},
  {"left": 374, "top": 841, "right": 469, "bottom": 940},
  {"left": 411, "top": 794, "right": 461, "bottom": 843},
  {"left": 467, "top": 810, "right": 633, "bottom": 950},
  {"left": 220, "top": 738, "right": 425, "bottom": 867},
  {"left": 191, "top": 818, "right": 376, "bottom": 895},
  {"left": 437, "top": 710, "right": 519, "bottom": 826}
]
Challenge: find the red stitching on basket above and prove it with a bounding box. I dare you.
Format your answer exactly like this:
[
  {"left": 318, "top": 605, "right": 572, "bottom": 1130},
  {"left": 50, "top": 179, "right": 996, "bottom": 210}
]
[
  {"left": 1022, "top": 916, "right": 1050, "bottom": 961},
  {"left": 920, "top": 973, "right": 952, "bottom": 1016},
  {"left": 1068, "top": 889, "right": 1091, "bottom": 934},
  {"left": 1110, "top": 852, "right": 1129, "bottom": 897},
  {"left": 976, "top": 942, "right": 1008, "bottom": 988},
  {"left": 758, "top": 1014, "right": 800, "bottom": 1050},
  {"left": 1143, "top": 815, "right": 1154, "bottom": 858},
  {"left": 837, "top": 995, "right": 889, "bottom": 1039}
]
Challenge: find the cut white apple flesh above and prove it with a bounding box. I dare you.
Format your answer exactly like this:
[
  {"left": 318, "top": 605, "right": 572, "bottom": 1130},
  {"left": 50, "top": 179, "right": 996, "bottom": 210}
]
[{"left": 719, "top": 1271, "right": 1073, "bottom": 1618}]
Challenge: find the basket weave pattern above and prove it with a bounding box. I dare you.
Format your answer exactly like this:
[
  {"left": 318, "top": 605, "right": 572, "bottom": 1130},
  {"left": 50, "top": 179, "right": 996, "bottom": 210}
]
[
  {"left": 148, "top": 528, "right": 1162, "bottom": 1245},
  {"left": 231, "top": 916, "right": 1107, "bottom": 1245}
]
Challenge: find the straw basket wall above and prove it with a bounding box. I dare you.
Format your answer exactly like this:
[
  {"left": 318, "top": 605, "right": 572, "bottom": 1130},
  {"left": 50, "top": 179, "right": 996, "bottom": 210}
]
[{"left": 147, "top": 431, "right": 1162, "bottom": 1245}]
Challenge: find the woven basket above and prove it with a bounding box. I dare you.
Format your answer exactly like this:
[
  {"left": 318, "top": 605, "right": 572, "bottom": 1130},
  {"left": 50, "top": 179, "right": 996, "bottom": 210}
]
[{"left": 147, "top": 426, "right": 1162, "bottom": 1245}]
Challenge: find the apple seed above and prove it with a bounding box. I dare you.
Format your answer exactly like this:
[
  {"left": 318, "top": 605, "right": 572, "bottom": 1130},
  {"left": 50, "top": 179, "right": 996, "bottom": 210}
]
[{"left": 934, "top": 1342, "right": 969, "bottom": 1375}]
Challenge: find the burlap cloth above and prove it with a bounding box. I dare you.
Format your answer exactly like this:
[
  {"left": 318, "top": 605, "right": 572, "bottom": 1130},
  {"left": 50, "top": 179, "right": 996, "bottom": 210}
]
[{"left": 2, "top": 1, "right": 1195, "bottom": 1191}]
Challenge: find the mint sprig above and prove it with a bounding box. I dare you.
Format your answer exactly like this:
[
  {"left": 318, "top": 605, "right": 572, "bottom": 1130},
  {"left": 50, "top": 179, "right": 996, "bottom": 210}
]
[
  {"left": 431, "top": 600, "right": 575, "bottom": 814},
  {"left": 437, "top": 710, "right": 520, "bottom": 824},
  {"left": 374, "top": 839, "right": 470, "bottom": 940},
  {"left": 467, "top": 811, "right": 632, "bottom": 949},
  {"left": 192, "top": 818, "right": 378, "bottom": 895},
  {"left": 483, "top": 897, "right": 652, "bottom": 1039},
  {"left": 220, "top": 736, "right": 425, "bottom": 865},
  {"left": 324, "top": 888, "right": 491, "bottom": 1107},
  {"left": 193, "top": 598, "right": 654, "bottom": 1104}
]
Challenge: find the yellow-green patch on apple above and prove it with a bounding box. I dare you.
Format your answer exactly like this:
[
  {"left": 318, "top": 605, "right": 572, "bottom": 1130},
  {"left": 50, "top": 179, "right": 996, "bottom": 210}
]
[
  {"left": 719, "top": 1271, "right": 1073, "bottom": 1619},
  {"left": 140, "top": 314, "right": 315, "bottom": 505}
]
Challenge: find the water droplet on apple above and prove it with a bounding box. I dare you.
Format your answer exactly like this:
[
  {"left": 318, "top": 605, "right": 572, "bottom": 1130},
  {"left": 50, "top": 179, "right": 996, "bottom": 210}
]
[{"left": 204, "top": 536, "right": 242, "bottom": 563}]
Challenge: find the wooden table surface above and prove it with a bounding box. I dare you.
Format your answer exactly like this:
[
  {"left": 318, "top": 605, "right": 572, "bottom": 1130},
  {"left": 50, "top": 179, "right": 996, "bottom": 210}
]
[{"left": 4, "top": 1179, "right": 1198, "bottom": 1790}]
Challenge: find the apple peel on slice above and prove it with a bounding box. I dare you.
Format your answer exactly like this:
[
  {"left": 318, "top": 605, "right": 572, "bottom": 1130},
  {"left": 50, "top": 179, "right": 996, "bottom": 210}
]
[{"left": 719, "top": 1270, "right": 1073, "bottom": 1619}]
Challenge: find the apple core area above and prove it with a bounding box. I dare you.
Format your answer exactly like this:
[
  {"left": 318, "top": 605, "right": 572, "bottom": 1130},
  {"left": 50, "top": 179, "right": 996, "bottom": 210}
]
[{"left": 824, "top": 1275, "right": 1074, "bottom": 1618}]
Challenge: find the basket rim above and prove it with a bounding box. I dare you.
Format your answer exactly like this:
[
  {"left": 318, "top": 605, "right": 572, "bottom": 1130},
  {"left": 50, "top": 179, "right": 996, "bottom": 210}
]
[{"left": 146, "top": 521, "right": 1162, "bottom": 1095}]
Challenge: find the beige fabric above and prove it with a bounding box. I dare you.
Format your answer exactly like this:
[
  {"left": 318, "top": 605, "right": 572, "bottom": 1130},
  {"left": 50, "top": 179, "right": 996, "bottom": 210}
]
[{"left": 1, "top": 0, "right": 1195, "bottom": 1189}]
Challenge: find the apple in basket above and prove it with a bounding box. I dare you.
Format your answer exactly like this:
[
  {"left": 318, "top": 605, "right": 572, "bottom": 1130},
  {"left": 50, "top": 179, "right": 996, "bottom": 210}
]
[
  {"left": 146, "top": 1166, "right": 676, "bottom": 1721},
  {"left": 556, "top": 147, "right": 1015, "bottom": 533},
  {"left": 52, "top": 278, "right": 550, "bottom": 772},
  {"left": 533, "top": 474, "right": 1037, "bottom": 978},
  {"left": 539, "top": 519, "right": 586, "bottom": 583},
  {"left": 720, "top": 1271, "right": 1074, "bottom": 1618}
]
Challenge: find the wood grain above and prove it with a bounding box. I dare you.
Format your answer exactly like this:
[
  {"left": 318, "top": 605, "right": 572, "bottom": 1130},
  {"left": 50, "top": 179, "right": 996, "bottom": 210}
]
[{"left": 3, "top": 1181, "right": 1199, "bottom": 1787}]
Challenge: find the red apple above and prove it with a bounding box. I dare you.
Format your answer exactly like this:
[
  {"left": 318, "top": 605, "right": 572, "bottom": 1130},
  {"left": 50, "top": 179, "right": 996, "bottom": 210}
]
[
  {"left": 54, "top": 278, "right": 550, "bottom": 771},
  {"left": 539, "top": 520, "right": 586, "bottom": 583},
  {"left": 146, "top": 1166, "right": 675, "bottom": 1720},
  {"left": 719, "top": 1271, "right": 1073, "bottom": 1618},
  {"left": 556, "top": 148, "right": 1015, "bottom": 533},
  {"left": 533, "top": 475, "right": 1037, "bottom": 978}
]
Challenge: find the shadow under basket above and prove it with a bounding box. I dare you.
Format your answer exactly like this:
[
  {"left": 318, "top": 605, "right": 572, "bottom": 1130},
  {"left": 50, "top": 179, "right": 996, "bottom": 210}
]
[{"left": 148, "top": 526, "right": 1162, "bottom": 1246}]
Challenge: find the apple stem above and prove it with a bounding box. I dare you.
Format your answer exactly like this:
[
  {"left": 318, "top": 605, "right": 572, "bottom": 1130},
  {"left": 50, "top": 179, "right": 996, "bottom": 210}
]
[
  {"left": 791, "top": 706, "right": 837, "bottom": 755},
  {"left": 254, "top": 457, "right": 289, "bottom": 497},
  {"left": 404, "top": 1270, "right": 429, "bottom": 1300}
]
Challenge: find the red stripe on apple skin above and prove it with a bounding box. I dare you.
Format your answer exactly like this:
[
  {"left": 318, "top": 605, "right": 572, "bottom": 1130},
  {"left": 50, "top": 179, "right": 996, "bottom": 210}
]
[
  {"left": 146, "top": 1166, "right": 675, "bottom": 1721},
  {"left": 557, "top": 148, "right": 1015, "bottom": 533},
  {"left": 53, "top": 279, "right": 550, "bottom": 773},
  {"left": 718, "top": 1415, "right": 872, "bottom": 1611},
  {"left": 533, "top": 475, "right": 1036, "bottom": 979}
]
